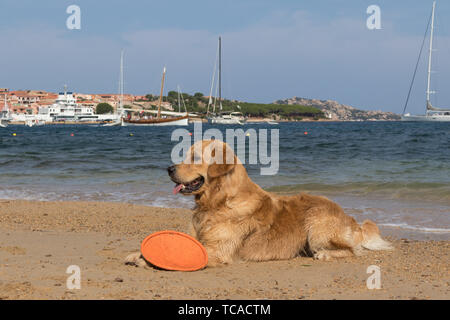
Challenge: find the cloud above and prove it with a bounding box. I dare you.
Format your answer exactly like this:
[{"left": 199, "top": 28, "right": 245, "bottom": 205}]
[{"left": 1, "top": 9, "right": 449, "bottom": 114}]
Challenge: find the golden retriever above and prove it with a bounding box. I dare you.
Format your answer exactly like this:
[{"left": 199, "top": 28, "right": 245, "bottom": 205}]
[{"left": 126, "top": 139, "right": 392, "bottom": 268}]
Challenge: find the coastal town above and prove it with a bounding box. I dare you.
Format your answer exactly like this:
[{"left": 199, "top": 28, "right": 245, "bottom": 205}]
[
  {"left": 0, "top": 86, "right": 191, "bottom": 126},
  {"left": 0, "top": 87, "right": 167, "bottom": 117}
]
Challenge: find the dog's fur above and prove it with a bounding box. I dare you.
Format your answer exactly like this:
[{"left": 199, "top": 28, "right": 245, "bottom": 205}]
[{"left": 125, "top": 140, "right": 392, "bottom": 268}]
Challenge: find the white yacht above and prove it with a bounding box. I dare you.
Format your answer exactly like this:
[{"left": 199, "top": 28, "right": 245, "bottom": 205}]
[
  {"left": 402, "top": 1, "right": 450, "bottom": 122},
  {"left": 38, "top": 86, "right": 95, "bottom": 122},
  {"left": 209, "top": 111, "right": 246, "bottom": 124},
  {"left": 25, "top": 119, "right": 46, "bottom": 127},
  {"left": 37, "top": 86, "right": 118, "bottom": 123},
  {"left": 402, "top": 108, "right": 450, "bottom": 121}
]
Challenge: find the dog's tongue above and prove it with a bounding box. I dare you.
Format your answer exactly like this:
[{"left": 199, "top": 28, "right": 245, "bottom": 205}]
[{"left": 173, "top": 184, "right": 184, "bottom": 195}]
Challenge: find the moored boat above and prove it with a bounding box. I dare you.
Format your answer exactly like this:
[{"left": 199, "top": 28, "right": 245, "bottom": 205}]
[
  {"left": 0, "top": 94, "right": 11, "bottom": 128},
  {"left": 402, "top": 1, "right": 450, "bottom": 122},
  {"left": 121, "top": 67, "right": 189, "bottom": 126},
  {"left": 37, "top": 85, "right": 118, "bottom": 124},
  {"left": 209, "top": 111, "right": 246, "bottom": 124},
  {"left": 206, "top": 37, "right": 245, "bottom": 125}
]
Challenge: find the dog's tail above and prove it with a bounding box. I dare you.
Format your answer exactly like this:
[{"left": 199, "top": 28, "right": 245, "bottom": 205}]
[{"left": 360, "top": 220, "right": 393, "bottom": 251}]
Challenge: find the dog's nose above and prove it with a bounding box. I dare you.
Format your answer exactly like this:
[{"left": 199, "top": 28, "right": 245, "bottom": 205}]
[{"left": 167, "top": 165, "right": 176, "bottom": 175}]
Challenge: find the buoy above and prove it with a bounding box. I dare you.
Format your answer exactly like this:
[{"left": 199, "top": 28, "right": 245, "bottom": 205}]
[
  {"left": 304, "top": 131, "right": 308, "bottom": 135},
  {"left": 12, "top": 133, "right": 16, "bottom": 136},
  {"left": 70, "top": 133, "right": 74, "bottom": 137}
]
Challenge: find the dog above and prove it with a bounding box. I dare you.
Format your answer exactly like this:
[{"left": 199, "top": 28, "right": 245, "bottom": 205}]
[{"left": 125, "top": 139, "right": 392, "bottom": 267}]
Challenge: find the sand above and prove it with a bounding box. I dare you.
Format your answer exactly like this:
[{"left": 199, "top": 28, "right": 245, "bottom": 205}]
[{"left": 0, "top": 199, "right": 448, "bottom": 300}]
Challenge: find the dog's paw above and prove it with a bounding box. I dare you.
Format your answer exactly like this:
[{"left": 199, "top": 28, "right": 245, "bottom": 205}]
[
  {"left": 205, "top": 255, "right": 230, "bottom": 268},
  {"left": 313, "top": 251, "right": 333, "bottom": 261},
  {"left": 124, "top": 252, "right": 148, "bottom": 268},
  {"left": 206, "top": 258, "right": 222, "bottom": 268}
]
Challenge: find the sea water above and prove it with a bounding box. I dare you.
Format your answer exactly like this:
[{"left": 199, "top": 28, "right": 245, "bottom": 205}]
[{"left": 0, "top": 122, "right": 448, "bottom": 240}]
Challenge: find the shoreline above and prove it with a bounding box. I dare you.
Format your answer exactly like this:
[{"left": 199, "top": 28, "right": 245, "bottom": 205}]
[
  {"left": 1, "top": 194, "right": 448, "bottom": 241},
  {"left": 0, "top": 199, "right": 448, "bottom": 299}
]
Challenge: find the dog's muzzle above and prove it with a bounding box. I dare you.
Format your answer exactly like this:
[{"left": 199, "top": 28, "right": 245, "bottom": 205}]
[{"left": 167, "top": 166, "right": 204, "bottom": 195}]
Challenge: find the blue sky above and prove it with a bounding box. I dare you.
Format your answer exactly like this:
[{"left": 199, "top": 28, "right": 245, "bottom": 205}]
[{"left": 1, "top": 0, "right": 450, "bottom": 114}]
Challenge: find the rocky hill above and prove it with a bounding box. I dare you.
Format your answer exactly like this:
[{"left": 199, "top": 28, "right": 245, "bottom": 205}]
[{"left": 274, "top": 97, "right": 400, "bottom": 121}]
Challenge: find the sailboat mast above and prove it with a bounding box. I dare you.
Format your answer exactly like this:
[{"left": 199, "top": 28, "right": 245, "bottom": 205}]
[
  {"left": 157, "top": 67, "right": 166, "bottom": 119},
  {"left": 426, "top": 1, "right": 436, "bottom": 104},
  {"left": 177, "top": 85, "right": 181, "bottom": 113},
  {"left": 119, "top": 49, "right": 124, "bottom": 109},
  {"left": 207, "top": 39, "right": 220, "bottom": 116},
  {"left": 219, "top": 36, "right": 222, "bottom": 111}
]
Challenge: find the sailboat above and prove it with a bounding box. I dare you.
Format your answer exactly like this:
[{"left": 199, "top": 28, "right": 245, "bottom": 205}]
[
  {"left": 121, "top": 67, "right": 189, "bottom": 126},
  {"left": 207, "top": 37, "right": 246, "bottom": 125},
  {"left": 0, "top": 94, "right": 11, "bottom": 128},
  {"left": 402, "top": 1, "right": 450, "bottom": 122}
]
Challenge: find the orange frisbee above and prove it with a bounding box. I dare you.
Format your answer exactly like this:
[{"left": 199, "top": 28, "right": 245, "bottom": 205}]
[{"left": 140, "top": 230, "right": 208, "bottom": 271}]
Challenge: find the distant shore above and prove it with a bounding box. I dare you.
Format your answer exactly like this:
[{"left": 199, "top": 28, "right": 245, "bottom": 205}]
[
  {"left": 7, "top": 118, "right": 398, "bottom": 126},
  {"left": 0, "top": 199, "right": 448, "bottom": 300}
]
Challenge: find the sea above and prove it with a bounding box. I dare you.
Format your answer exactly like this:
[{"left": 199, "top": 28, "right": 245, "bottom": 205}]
[{"left": 0, "top": 121, "right": 449, "bottom": 240}]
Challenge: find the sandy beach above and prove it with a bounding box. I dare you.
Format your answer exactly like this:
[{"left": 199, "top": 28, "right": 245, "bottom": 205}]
[{"left": 0, "top": 199, "right": 448, "bottom": 300}]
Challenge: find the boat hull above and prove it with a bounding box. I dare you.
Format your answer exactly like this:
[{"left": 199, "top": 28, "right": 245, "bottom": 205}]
[
  {"left": 401, "top": 114, "right": 450, "bottom": 122},
  {"left": 121, "top": 116, "right": 189, "bottom": 126},
  {"left": 208, "top": 118, "right": 246, "bottom": 125},
  {"left": 102, "top": 121, "right": 122, "bottom": 127}
]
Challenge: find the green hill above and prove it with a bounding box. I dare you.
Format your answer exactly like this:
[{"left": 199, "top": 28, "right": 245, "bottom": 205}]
[
  {"left": 142, "top": 91, "right": 325, "bottom": 120},
  {"left": 237, "top": 102, "right": 324, "bottom": 119}
]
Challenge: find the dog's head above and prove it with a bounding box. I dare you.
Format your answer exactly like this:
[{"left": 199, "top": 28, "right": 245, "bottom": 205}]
[{"left": 168, "top": 140, "right": 240, "bottom": 196}]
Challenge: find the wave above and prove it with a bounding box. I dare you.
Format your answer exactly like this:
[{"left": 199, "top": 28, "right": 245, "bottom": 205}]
[
  {"left": 0, "top": 159, "right": 22, "bottom": 166},
  {"left": 379, "top": 223, "right": 450, "bottom": 234},
  {"left": 266, "top": 181, "right": 450, "bottom": 204},
  {"left": 0, "top": 188, "right": 192, "bottom": 209}
]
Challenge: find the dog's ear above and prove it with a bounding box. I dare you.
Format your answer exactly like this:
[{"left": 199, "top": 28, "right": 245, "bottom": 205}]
[{"left": 207, "top": 142, "right": 236, "bottom": 178}]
